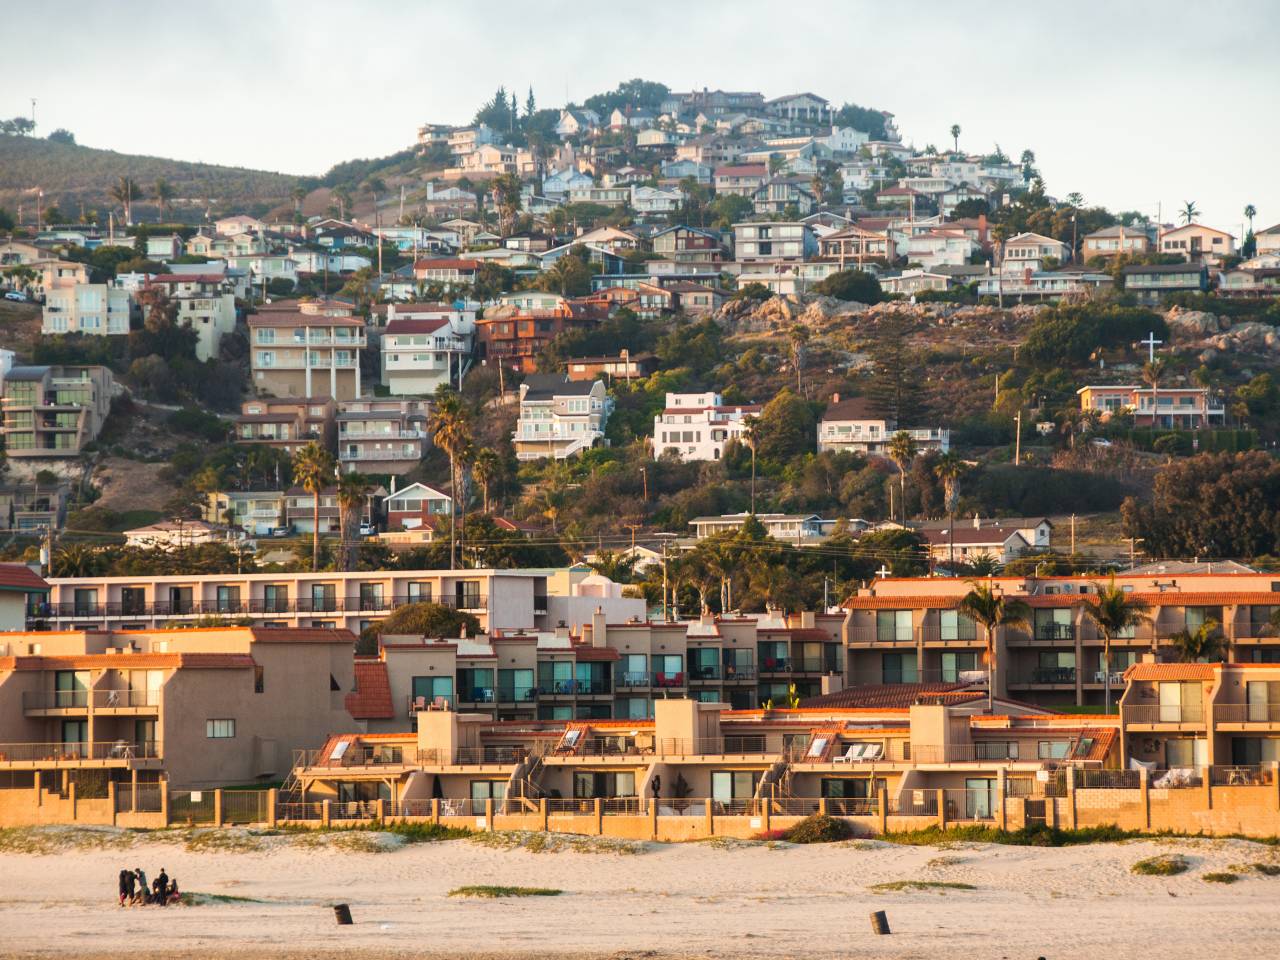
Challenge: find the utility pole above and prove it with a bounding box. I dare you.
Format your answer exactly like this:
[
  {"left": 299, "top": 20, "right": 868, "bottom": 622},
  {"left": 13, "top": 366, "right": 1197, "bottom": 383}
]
[
  {"left": 1122, "top": 537, "right": 1144, "bottom": 570},
  {"left": 1070, "top": 513, "right": 1077, "bottom": 556},
  {"left": 1013, "top": 410, "right": 1022, "bottom": 465},
  {"left": 661, "top": 541, "right": 669, "bottom": 622}
]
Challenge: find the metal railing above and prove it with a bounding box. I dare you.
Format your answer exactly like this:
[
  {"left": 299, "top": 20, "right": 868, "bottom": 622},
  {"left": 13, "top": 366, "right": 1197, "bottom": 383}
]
[
  {"left": 688, "top": 665, "right": 722, "bottom": 681},
  {"left": 614, "top": 671, "right": 652, "bottom": 689},
  {"left": 93, "top": 689, "right": 160, "bottom": 708},
  {"left": 32, "top": 593, "right": 489, "bottom": 620},
  {"left": 536, "top": 679, "right": 610, "bottom": 696},
  {"left": 330, "top": 800, "right": 381, "bottom": 820},
  {"left": 1209, "top": 765, "right": 1275, "bottom": 787},
  {"left": 886, "top": 792, "right": 939, "bottom": 817},
  {"left": 276, "top": 801, "right": 324, "bottom": 821},
  {"left": 1077, "top": 768, "right": 1141, "bottom": 790},
  {"left": 654, "top": 736, "right": 769, "bottom": 756},
  {"left": 301, "top": 746, "right": 408, "bottom": 769},
  {"left": 758, "top": 658, "right": 793, "bottom": 673},
  {"left": 222, "top": 790, "right": 271, "bottom": 824},
  {"left": 21, "top": 690, "right": 89, "bottom": 710},
  {"left": 0, "top": 741, "right": 159, "bottom": 764},
  {"left": 1123, "top": 705, "right": 1206, "bottom": 724},
  {"left": 496, "top": 686, "right": 537, "bottom": 703},
  {"left": 722, "top": 665, "right": 757, "bottom": 681},
  {"left": 1010, "top": 667, "right": 1077, "bottom": 685},
  {"left": 170, "top": 790, "right": 216, "bottom": 824},
  {"left": 549, "top": 737, "right": 655, "bottom": 758},
  {"left": 1214, "top": 703, "right": 1280, "bottom": 724}
]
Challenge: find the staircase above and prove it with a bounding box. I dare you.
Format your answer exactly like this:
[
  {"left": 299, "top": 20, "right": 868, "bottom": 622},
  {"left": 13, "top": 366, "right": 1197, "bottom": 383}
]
[
  {"left": 757, "top": 760, "right": 793, "bottom": 814},
  {"left": 504, "top": 755, "right": 546, "bottom": 813}
]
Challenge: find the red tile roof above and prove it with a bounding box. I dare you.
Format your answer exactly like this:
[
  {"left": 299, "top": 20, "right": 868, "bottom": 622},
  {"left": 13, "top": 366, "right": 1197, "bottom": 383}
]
[
  {"left": 571, "top": 645, "right": 621, "bottom": 661},
  {"left": 413, "top": 258, "right": 480, "bottom": 271},
  {"left": 248, "top": 627, "right": 359, "bottom": 645},
  {"left": 385, "top": 317, "right": 451, "bottom": 335},
  {"left": 0, "top": 563, "right": 49, "bottom": 593},
  {"left": 800, "top": 683, "right": 979, "bottom": 709},
  {"left": 1123, "top": 663, "right": 1218, "bottom": 681},
  {"left": 346, "top": 660, "right": 395, "bottom": 719}
]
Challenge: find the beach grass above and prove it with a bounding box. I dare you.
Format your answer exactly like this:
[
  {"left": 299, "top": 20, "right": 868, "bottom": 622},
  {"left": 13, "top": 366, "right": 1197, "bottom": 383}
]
[
  {"left": 178, "top": 892, "right": 265, "bottom": 906},
  {"left": 869, "top": 880, "right": 976, "bottom": 892},
  {"left": 883, "top": 824, "right": 1139, "bottom": 847},
  {"left": 1201, "top": 871, "right": 1239, "bottom": 884},
  {"left": 448, "top": 885, "right": 562, "bottom": 898},
  {"left": 1249, "top": 862, "right": 1280, "bottom": 876},
  {"left": 467, "top": 830, "right": 644, "bottom": 855},
  {"left": 0, "top": 826, "right": 136, "bottom": 854},
  {"left": 782, "top": 814, "right": 855, "bottom": 844},
  {"left": 1131, "top": 854, "right": 1189, "bottom": 876}
]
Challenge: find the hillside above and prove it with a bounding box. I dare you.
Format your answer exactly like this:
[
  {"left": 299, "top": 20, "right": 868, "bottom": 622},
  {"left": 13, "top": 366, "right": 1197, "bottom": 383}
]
[{"left": 0, "top": 134, "right": 303, "bottom": 219}]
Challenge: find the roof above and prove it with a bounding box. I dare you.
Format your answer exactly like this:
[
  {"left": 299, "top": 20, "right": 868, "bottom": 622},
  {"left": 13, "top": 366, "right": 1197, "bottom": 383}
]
[
  {"left": 346, "top": 660, "right": 395, "bottom": 719},
  {"left": 413, "top": 258, "right": 480, "bottom": 271},
  {"left": 822, "top": 397, "right": 882, "bottom": 421},
  {"left": 714, "top": 164, "right": 768, "bottom": 177},
  {"left": 921, "top": 527, "right": 1028, "bottom": 548},
  {"left": 248, "top": 627, "right": 358, "bottom": 645},
  {"left": 570, "top": 645, "right": 621, "bottom": 662},
  {"left": 385, "top": 317, "right": 451, "bottom": 335},
  {"left": 246, "top": 312, "right": 363, "bottom": 328},
  {"left": 0, "top": 653, "right": 254, "bottom": 671},
  {"left": 4, "top": 366, "right": 50, "bottom": 382},
  {"left": 799, "top": 683, "right": 979, "bottom": 709},
  {"left": 1123, "top": 663, "right": 1217, "bottom": 682},
  {"left": 522, "top": 374, "right": 598, "bottom": 400},
  {"left": 0, "top": 563, "right": 49, "bottom": 594},
  {"left": 1121, "top": 263, "right": 1207, "bottom": 275}
]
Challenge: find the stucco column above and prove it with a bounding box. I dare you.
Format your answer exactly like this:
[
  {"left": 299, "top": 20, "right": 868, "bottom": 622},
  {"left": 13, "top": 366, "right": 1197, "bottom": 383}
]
[
  {"left": 108, "top": 781, "right": 117, "bottom": 826},
  {"left": 131, "top": 769, "right": 138, "bottom": 813},
  {"left": 1065, "top": 766, "right": 1077, "bottom": 829},
  {"left": 214, "top": 789, "right": 224, "bottom": 827},
  {"left": 649, "top": 799, "right": 658, "bottom": 839},
  {"left": 160, "top": 782, "right": 170, "bottom": 825},
  {"left": 377, "top": 798, "right": 388, "bottom": 822},
  {"left": 876, "top": 787, "right": 887, "bottom": 835},
  {"left": 1202, "top": 768, "right": 1212, "bottom": 810},
  {"left": 267, "top": 789, "right": 278, "bottom": 828},
  {"left": 936, "top": 789, "right": 947, "bottom": 829},
  {"left": 540, "top": 797, "right": 548, "bottom": 832},
  {"left": 1139, "top": 767, "right": 1150, "bottom": 829},
  {"left": 702, "top": 798, "right": 712, "bottom": 837},
  {"left": 69, "top": 781, "right": 77, "bottom": 821},
  {"left": 996, "top": 769, "right": 1007, "bottom": 831},
  {"left": 321, "top": 799, "right": 331, "bottom": 827},
  {"left": 485, "top": 797, "right": 494, "bottom": 830},
  {"left": 431, "top": 797, "right": 440, "bottom": 824}
]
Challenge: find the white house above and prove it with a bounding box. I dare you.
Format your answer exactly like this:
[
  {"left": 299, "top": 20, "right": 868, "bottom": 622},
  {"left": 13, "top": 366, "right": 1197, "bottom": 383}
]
[
  {"left": 1000, "top": 232, "right": 1070, "bottom": 276},
  {"left": 512, "top": 375, "right": 611, "bottom": 461},
  {"left": 555, "top": 108, "right": 601, "bottom": 138},
  {"left": 123, "top": 519, "right": 238, "bottom": 551},
  {"left": 141, "top": 274, "right": 238, "bottom": 361},
  {"left": 381, "top": 305, "right": 475, "bottom": 396},
  {"left": 652, "top": 392, "right": 761, "bottom": 462},
  {"left": 42, "top": 283, "right": 132, "bottom": 337},
  {"left": 629, "top": 185, "right": 682, "bottom": 215},
  {"left": 816, "top": 394, "right": 949, "bottom": 456},
  {"left": 542, "top": 168, "right": 594, "bottom": 198},
  {"left": 906, "top": 230, "right": 978, "bottom": 268}
]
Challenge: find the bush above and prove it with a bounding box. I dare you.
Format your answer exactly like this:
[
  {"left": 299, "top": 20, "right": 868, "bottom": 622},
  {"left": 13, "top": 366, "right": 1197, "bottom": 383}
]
[
  {"left": 1201, "top": 872, "right": 1238, "bottom": 884},
  {"left": 1131, "top": 854, "right": 1189, "bottom": 876},
  {"left": 169, "top": 407, "right": 230, "bottom": 442},
  {"left": 783, "top": 814, "right": 854, "bottom": 844},
  {"left": 813, "top": 269, "right": 882, "bottom": 304},
  {"left": 883, "top": 824, "right": 1137, "bottom": 847}
]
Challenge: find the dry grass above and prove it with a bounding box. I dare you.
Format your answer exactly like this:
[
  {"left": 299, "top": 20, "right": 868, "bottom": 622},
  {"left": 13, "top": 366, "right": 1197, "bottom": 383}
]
[
  {"left": 0, "top": 826, "right": 138, "bottom": 854},
  {"left": 447, "top": 885, "right": 562, "bottom": 898},
  {"left": 1202, "top": 872, "right": 1240, "bottom": 884},
  {"left": 466, "top": 830, "right": 644, "bottom": 856},
  {"left": 1131, "top": 854, "right": 1189, "bottom": 876},
  {"left": 868, "top": 880, "right": 975, "bottom": 893}
]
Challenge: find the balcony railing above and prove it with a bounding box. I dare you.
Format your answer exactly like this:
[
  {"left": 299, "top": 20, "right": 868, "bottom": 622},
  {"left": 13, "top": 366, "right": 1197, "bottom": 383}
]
[
  {"left": 1209, "top": 764, "right": 1275, "bottom": 786},
  {"left": 21, "top": 690, "right": 89, "bottom": 711},
  {"left": 536, "top": 679, "right": 610, "bottom": 696},
  {"left": 1010, "top": 667, "right": 1077, "bottom": 685},
  {"left": 0, "top": 741, "right": 160, "bottom": 764},
  {"left": 93, "top": 688, "right": 159, "bottom": 708},
  {"left": 31, "top": 593, "right": 489, "bottom": 620},
  {"left": 689, "top": 665, "right": 722, "bottom": 681},
  {"left": 759, "top": 658, "right": 792, "bottom": 674},
  {"left": 339, "top": 448, "right": 422, "bottom": 461},
  {"left": 495, "top": 686, "right": 537, "bottom": 704},
  {"left": 1213, "top": 703, "right": 1280, "bottom": 724},
  {"left": 615, "top": 671, "right": 652, "bottom": 689},
  {"left": 1123, "top": 705, "right": 1205, "bottom": 725}
]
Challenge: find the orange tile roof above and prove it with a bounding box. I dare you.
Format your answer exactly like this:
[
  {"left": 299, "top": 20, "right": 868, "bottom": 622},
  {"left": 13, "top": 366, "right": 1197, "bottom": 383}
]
[
  {"left": 800, "top": 683, "right": 979, "bottom": 710},
  {"left": 0, "top": 563, "right": 49, "bottom": 593},
  {"left": 249, "top": 627, "right": 358, "bottom": 645},
  {"left": 346, "top": 660, "right": 394, "bottom": 720},
  {"left": 0, "top": 653, "right": 254, "bottom": 670},
  {"left": 1123, "top": 663, "right": 1218, "bottom": 681}
]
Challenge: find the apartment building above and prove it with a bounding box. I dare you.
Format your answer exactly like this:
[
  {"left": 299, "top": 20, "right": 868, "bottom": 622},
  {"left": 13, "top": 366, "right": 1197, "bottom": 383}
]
[
  {"left": 1121, "top": 263, "right": 1208, "bottom": 304},
  {"left": 141, "top": 274, "right": 238, "bottom": 361},
  {"left": 816, "top": 394, "right": 949, "bottom": 456},
  {"left": 842, "top": 572, "right": 1280, "bottom": 709},
  {"left": 41, "top": 283, "right": 133, "bottom": 337},
  {"left": 234, "top": 397, "right": 336, "bottom": 455},
  {"left": 650, "top": 226, "right": 726, "bottom": 263},
  {"left": 652, "top": 391, "right": 760, "bottom": 462},
  {"left": 732, "top": 221, "right": 816, "bottom": 262},
  {"left": 513, "top": 375, "right": 611, "bottom": 461},
  {"left": 1, "top": 366, "right": 114, "bottom": 459},
  {"left": 248, "top": 311, "right": 366, "bottom": 400},
  {"left": 476, "top": 301, "right": 604, "bottom": 375},
  {"left": 818, "top": 225, "right": 893, "bottom": 266},
  {"left": 204, "top": 491, "right": 286, "bottom": 536},
  {"left": 0, "top": 482, "right": 69, "bottom": 533},
  {"left": 565, "top": 352, "right": 658, "bottom": 383},
  {"left": 1077, "top": 384, "right": 1225, "bottom": 430},
  {"left": 0, "top": 626, "right": 357, "bottom": 798},
  {"left": 337, "top": 398, "right": 430, "bottom": 475},
  {"left": 30, "top": 568, "right": 644, "bottom": 638},
  {"left": 380, "top": 306, "right": 474, "bottom": 396}
]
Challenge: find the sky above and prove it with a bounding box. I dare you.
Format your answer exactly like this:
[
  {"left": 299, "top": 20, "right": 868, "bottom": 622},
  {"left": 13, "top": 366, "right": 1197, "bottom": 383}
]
[{"left": 4, "top": 0, "right": 1278, "bottom": 233}]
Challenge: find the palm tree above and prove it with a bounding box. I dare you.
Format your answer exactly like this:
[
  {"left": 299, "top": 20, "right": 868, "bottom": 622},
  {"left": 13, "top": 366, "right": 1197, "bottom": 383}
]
[
  {"left": 933, "top": 452, "right": 965, "bottom": 570},
  {"left": 949, "top": 124, "right": 961, "bottom": 153},
  {"left": 1179, "top": 201, "right": 1200, "bottom": 225},
  {"left": 429, "top": 392, "right": 472, "bottom": 567},
  {"left": 1080, "top": 576, "right": 1152, "bottom": 713},
  {"left": 1142, "top": 357, "right": 1168, "bottom": 430},
  {"left": 1170, "top": 619, "right": 1225, "bottom": 664},
  {"left": 292, "top": 185, "right": 309, "bottom": 216},
  {"left": 587, "top": 550, "right": 638, "bottom": 584},
  {"left": 1244, "top": 203, "right": 1257, "bottom": 235},
  {"left": 108, "top": 176, "right": 143, "bottom": 226},
  {"left": 887, "top": 431, "right": 917, "bottom": 524},
  {"left": 787, "top": 325, "right": 809, "bottom": 394},
  {"left": 336, "top": 471, "right": 371, "bottom": 572},
  {"left": 471, "top": 447, "right": 500, "bottom": 515},
  {"left": 291, "top": 441, "right": 335, "bottom": 572},
  {"left": 957, "top": 581, "right": 1030, "bottom": 712},
  {"left": 153, "top": 179, "right": 174, "bottom": 222},
  {"left": 742, "top": 415, "right": 762, "bottom": 515}
]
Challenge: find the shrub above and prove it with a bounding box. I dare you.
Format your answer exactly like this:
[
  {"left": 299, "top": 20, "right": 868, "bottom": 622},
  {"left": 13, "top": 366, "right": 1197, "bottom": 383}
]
[
  {"left": 783, "top": 814, "right": 854, "bottom": 844},
  {"left": 1131, "top": 854, "right": 1189, "bottom": 876},
  {"left": 1251, "top": 862, "right": 1280, "bottom": 876},
  {"left": 448, "top": 886, "right": 561, "bottom": 898},
  {"left": 1201, "top": 872, "right": 1239, "bottom": 884}
]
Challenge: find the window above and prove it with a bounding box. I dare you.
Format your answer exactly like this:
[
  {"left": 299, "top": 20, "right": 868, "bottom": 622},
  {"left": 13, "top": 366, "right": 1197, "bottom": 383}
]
[
  {"left": 881, "top": 652, "right": 917, "bottom": 684},
  {"left": 497, "top": 668, "right": 534, "bottom": 702},
  {"left": 411, "top": 675, "right": 453, "bottom": 707},
  {"left": 941, "top": 651, "right": 978, "bottom": 682},
  {"left": 1165, "top": 738, "right": 1207, "bottom": 768},
  {"left": 711, "top": 770, "right": 760, "bottom": 804},
  {"left": 470, "top": 780, "right": 507, "bottom": 803},
  {"left": 206, "top": 719, "right": 236, "bottom": 739},
  {"left": 876, "top": 610, "right": 913, "bottom": 642},
  {"left": 254, "top": 666, "right": 264, "bottom": 694},
  {"left": 574, "top": 771, "right": 635, "bottom": 799},
  {"left": 938, "top": 610, "right": 976, "bottom": 641},
  {"left": 1037, "top": 741, "right": 1071, "bottom": 760}
]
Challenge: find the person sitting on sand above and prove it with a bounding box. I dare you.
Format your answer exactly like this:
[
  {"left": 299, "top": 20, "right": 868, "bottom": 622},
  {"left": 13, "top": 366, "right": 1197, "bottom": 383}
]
[
  {"left": 135, "top": 868, "right": 149, "bottom": 905},
  {"left": 167, "top": 878, "right": 181, "bottom": 905},
  {"left": 155, "top": 869, "right": 169, "bottom": 907},
  {"left": 118, "top": 869, "right": 131, "bottom": 907}
]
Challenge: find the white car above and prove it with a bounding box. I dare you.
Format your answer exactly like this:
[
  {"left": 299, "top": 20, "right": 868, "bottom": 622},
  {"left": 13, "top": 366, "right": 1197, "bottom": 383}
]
[{"left": 3, "top": 290, "right": 28, "bottom": 302}]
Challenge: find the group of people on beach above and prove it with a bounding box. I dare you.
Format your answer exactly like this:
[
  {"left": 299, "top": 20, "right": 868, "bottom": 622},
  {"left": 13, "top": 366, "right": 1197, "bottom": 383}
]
[{"left": 117, "top": 867, "right": 180, "bottom": 906}]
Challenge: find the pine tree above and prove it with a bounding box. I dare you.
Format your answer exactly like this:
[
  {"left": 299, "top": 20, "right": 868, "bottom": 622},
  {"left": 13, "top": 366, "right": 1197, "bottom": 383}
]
[{"left": 525, "top": 86, "right": 536, "bottom": 120}]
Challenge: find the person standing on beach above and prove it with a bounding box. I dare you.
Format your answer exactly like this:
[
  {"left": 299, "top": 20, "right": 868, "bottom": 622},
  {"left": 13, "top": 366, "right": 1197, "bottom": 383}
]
[
  {"left": 118, "top": 869, "right": 130, "bottom": 906},
  {"left": 155, "top": 868, "right": 169, "bottom": 907},
  {"left": 125, "top": 868, "right": 137, "bottom": 904},
  {"left": 135, "top": 868, "right": 148, "bottom": 905}
]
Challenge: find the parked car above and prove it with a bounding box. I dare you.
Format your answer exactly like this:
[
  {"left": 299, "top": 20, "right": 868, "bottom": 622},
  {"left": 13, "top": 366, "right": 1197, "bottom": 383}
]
[
  {"left": 359, "top": 522, "right": 377, "bottom": 537},
  {"left": 270, "top": 526, "right": 292, "bottom": 537},
  {"left": 3, "top": 290, "right": 28, "bottom": 302}
]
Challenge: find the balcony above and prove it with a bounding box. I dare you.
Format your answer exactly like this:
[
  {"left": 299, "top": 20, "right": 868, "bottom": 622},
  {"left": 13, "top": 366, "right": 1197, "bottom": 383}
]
[
  {"left": 536, "top": 679, "right": 610, "bottom": 696},
  {"left": 495, "top": 686, "right": 537, "bottom": 704},
  {"left": 1213, "top": 703, "right": 1280, "bottom": 725},
  {"left": 1123, "top": 705, "right": 1206, "bottom": 726},
  {"left": 759, "top": 658, "right": 792, "bottom": 674},
  {"left": 653, "top": 671, "right": 686, "bottom": 689},
  {"left": 0, "top": 741, "right": 161, "bottom": 767},
  {"left": 21, "top": 690, "right": 88, "bottom": 712},
  {"left": 31, "top": 593, "right": 488, "bottom": 622},
  {"left": 615, "top": 671, "right": 652, "bottom": 690},
  {"left": 339, "top": 448, "right": 422, "bottom": 462},
  {"left": 722, "top": 664, "right": 757, "bottom": 682},
  {"left": 689, "top": 665, "right": 722, "bottom": 682},
  {"left": 1010, "top": 667, "right": 1077, "bottom": 685}
]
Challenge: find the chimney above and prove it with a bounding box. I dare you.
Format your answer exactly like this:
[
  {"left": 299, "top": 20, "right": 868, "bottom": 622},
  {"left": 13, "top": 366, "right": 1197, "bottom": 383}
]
[
  {"left": 591, "top": 606, "right": 607, "bottom": 648},
  {"left": 831, "top": 392, "right": 840, "bottom": 404},
  {"left": 973, "top": 513, "right": 980, "bottom": 529}
]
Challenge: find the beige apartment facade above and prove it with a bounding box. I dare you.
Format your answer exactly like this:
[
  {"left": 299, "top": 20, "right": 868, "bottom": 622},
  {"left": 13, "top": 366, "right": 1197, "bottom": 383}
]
[{"left": 248, "top": 312, "right": 365, "bottom": 401}]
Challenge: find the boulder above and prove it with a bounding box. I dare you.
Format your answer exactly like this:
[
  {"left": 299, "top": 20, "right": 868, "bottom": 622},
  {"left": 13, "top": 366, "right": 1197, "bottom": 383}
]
[{"left": 1163, "top": 308, "right": 1220, "bottom": 339}]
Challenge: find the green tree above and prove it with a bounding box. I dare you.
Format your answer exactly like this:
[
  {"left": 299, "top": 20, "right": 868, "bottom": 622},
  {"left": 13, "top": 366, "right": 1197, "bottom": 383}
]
[
  {"left": 1170, "top": 619, "right": 1225, "bottom": 664},
  {"left": 291, "top": 441, "right": 335, "bottom": 572},
  {"left": 491, "top": 173, "right": 523, "bottom": 234},
  {"left": 539, "top": 250, "right": 592, "bottom": 297},
  {"left": 1080, "top": 576, "right": 1152, "bottom": 712},
  {"left": 887, "top": 431, "right": 918, "bottom": 523},
  {"left": 933, "top": 452, "right": 966, "bottom": 569},
  {"left": 957, "top": 581, "right": 1031, "bottom": 712},
  {"left": 949, "top": 124, "right": 961, "bottom": 153},
  {"left": 472, "top": 447, "right": 501, "bottom": 514},
  {"left": 430, "top": 391, "right": 472, "bottom": 567},
  {"left": 153, "top": 178, "right": 174, "bottom": 221},
  {"left": 336, "top": 471, "right": 371, "bottom": 572},
  {"left": 108, "top": 176, "right": 143, "bottom": 225},
  {"left": 1179, "top": 200, "right": 1200, "bottom": 225},
  {"left": 813, "top": 269, "right": 882, "bottom": 303},
  {"left": 47, "top": 128, "right": 75, "bottom": 145},
  {"left": 359, "top": 602, "right": 481, "bottom": 655}
]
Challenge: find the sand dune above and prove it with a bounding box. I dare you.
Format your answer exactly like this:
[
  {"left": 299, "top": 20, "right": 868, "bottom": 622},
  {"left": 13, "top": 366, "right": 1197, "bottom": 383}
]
[{"left": 1, "top": 829, "right": 1278, "bottom": 959}]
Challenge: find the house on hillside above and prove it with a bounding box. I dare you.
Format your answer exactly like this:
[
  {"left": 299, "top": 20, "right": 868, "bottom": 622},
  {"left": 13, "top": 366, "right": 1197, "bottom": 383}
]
[
  {"left": 512, "top": 375, "right": 610, "bottom": 461},
  {"left": 1159, "top": 223, "right": 1236, "bottom": 263},
  {"left": 816, "top": 394, "right": 949, "bottom": 456}
]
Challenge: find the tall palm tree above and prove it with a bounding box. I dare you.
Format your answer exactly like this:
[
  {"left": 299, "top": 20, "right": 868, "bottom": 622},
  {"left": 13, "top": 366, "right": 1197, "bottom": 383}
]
[
  {"left": 292, "top": 441, "right": 335, "bottom": 572},
  {"left": 1244, "top": 203, "right": 1256, "bottom": 235},
  {"left": 1080, "top": 576, "right": 1151, "bottom": 713},
  {"left": 153, "top": 179, "right": 174, "bottom": 222},
  {"left": 1142, "top": 357, "right": 1168, "bottom": 430},
  {"left": 108, "top": 176, "right": 143, "bottom": 226},
  {"left": 887, "top": 430, "right": 917, "bottom": 524},
  {"left": 336, "top": 471, "right": 371, "bottom": 572},
  {"left": 933, "top": 452, "right": 965, "bottom": 570},
  {"left": 949, "top": 124, "right": 961, "bottom": 154},
  {"left": 1179, "top": 201, "right": 1200, "bottom": 225},
  {"left": 471, "top": 447, "right": 500, "bottom": 515},
  {"left": 742, "top": 415, "right": 762, "bottom": 515},
  {"left": 292, "top": 185, "right": 309, "bottom": 216},
  {"left": 957, "top": 581, "right": 1030, "bottom": 712},
  {"left": 787, "top": 325, "right": 809, "bottom": 394},
  {"left": 1170, "top": 619, "right": 1225, "bottom": 664},
  {"left": 429, "top": 392, "right": 472, "bottom": 568}
]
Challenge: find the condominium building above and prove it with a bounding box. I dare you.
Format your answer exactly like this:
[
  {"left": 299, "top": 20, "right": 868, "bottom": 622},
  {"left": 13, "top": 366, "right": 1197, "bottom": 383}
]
[
  {"left": 140, "top": 274, "right": 238, "bottom": 362},
  {"left": 1, "top": 366, "right": 114, "bottom": 459},
  {"left": 203, "top": 491, "right": 287, "bottom": 536},
  {"left": 234, "top": 397, "right": 336, "bottom": 455},
  {"left": 0, "top": 626, "right": 358, "bottom": 794},
  {"left": 41, "top": 283, "right": 133, "bottom": 337},
  {"left": 816, "top": 394, "right": 949, "bottom": 456},
  {"left": 248, "top": 310, "right": 366, "bottom": 400},
  {"left": 476, "top": 301, "right": 604, "bottom": 375},
  {"left": 732, "top": 221, "right": 816, "bottom": 262},
  {"left": 513, "top": 375, "right": 611, "bottom": 461},
  {"left": 842, "top": 572, "right": 1280, "bottom": 708},
  {"left": 31, "top": 568, "right": 645, "bottom": 638},
  {"left": 652, "top": 392, "right": 760, "bottom": 462},
  {"left": 337, "top": 398, "right": 430, "bottom": 475}
]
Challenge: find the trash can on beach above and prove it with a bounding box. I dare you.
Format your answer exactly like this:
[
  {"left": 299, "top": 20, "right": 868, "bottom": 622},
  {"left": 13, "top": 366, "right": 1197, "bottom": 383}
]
[{"left": 333, "top": 903, "right": 353, "bottom": 925}]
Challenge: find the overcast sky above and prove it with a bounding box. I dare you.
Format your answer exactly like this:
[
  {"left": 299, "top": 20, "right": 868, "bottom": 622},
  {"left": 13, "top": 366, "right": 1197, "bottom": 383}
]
[{"left": 5, "top": 0, "right": 1276, "bottom": 232}]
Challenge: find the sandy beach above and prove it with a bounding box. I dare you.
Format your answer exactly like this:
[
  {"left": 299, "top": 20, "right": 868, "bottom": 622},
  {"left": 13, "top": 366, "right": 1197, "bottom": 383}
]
[{"left": 1, "top": 827, "right": 1278, "bottom": 959}]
